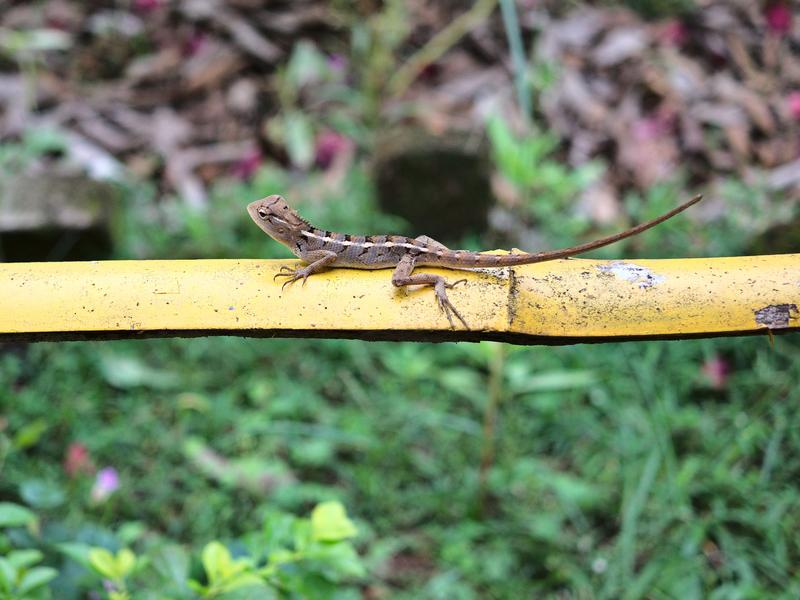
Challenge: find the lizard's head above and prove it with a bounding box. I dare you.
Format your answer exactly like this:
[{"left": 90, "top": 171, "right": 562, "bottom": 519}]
[{"left": 247, "top": 195, "right": 309, "bottom": 245}]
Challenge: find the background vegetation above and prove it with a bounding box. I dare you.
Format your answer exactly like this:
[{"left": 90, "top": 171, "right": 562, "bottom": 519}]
[{"left": 1, "top": 0, "right": 799, "bottom": 598}]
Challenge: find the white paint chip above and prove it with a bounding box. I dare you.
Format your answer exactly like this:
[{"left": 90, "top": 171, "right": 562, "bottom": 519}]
[{"left": 596, "top": 261, "right": 665, "bottom": 289}]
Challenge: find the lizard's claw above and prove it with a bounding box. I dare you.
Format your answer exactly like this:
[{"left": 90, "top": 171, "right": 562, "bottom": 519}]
[
  {"left": 434, "top": 280, "right": 469, "bottom": 330},
  {"left": 273, "top": 265, "right": 297, "bottom": 282},
  {"left": 274, "top": 266, "right": 311, "bottom": 290}
]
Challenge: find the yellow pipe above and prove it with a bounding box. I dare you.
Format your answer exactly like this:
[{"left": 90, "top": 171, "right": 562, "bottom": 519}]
[{"left": 0, "top": 255, "right": 797, "bottom": 343}]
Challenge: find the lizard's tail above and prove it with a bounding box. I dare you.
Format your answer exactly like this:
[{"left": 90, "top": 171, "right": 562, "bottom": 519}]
[{"left": 441, "top": 194, "right": 703, "bottom": 268}]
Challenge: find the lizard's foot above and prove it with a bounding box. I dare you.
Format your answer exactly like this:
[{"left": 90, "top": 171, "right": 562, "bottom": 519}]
[
  {"left": 274, "top": 265, "right": 312, "bottom": 290},
  {"left": 434, "top": 280, "right": 469, "bottom": 329}
]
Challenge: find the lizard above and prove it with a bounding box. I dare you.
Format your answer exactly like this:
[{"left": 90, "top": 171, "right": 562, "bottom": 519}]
[{"left": 247, "top": 193, "right": 702, "bottom": 329}]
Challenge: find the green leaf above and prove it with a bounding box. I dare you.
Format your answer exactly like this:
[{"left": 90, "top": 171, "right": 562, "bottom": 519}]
[
  {"left": 486, "top": 113, "right": 565, "bottom": 190},
  {"left": 266, "top": 549, "right": 294, "bottom": 566},
  {"left": 151, "top": 544, "right": 189, "bottom": 590},
  {"left": 22, "top": 127, "right": 66, "bottom": 155},
  {"left": 217, "top": 583, "right": 276, "bottom": 600},
  {"left": 310, "top": 502, "right": 358, "bottom": 543},
  {"left": 286, "top": 41, "right": 329, "bottom": 89},
  {"left": 88, "top": 547, "right": 118, "bottom": 580},
  {"left": 0, "top": 503, "right": 36, "bottom": 528},
  {"left": 20, "top": 479, "right": 66, "bottom": 509},
  {"left": 13, "top": 420, "right": 48, "bottom": 450},
  {"left": 292, "top": 520, "right": 312, "bottom": 552},
  {"left": 0, "top": 557, "right": 16, "bottom": 592},
  {"left": 6, "top": 549, "right": 42, "bottom": 570},
  {"left": 548, "top": 472, "right": 603, "bottom": 507},
  {"left": 262, "top": 511, "right": 296, "bottom": 553},
  {"left": 117, "top": 521, "right": 146, "bottom": 545},
  {"left": 99, "top": 354, "right": 179, "bottom": 390},
  {"left": 202, "top": 541, "right": 232, "bottom": 584},
  {"left": 201, "top": 541, "right": 259, "bottom": 594},
  {"left": 508, "top": 369, "right": 597, "bottom": 395},
  {"left": 0, "top": 28, "right": 72, "bottom": 54},
  {"left": 17, "top": 566, "right": 58, "bottom": 594},
  {"left": 57, "top": 542, "right": 92, "bottom": 569},
  {"left": 116, "top": 548, "right": 136, "bottom": 578},
  {"left": 283, "top": 112, "right": 314, "bottom": 169},
  {"left": 307, "top": 542, "right": 366, "bottom": 580},
  {"left": 220, "top": 572, "right": 265, "bottom": 593}
]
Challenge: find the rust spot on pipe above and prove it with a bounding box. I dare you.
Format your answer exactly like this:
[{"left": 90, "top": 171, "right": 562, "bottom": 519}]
[{"left": 754, "top": 304, "right": 799, "bottom": 329}]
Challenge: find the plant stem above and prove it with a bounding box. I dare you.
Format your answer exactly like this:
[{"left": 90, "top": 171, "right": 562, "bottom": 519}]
[
  {"left": 477, "top": 342, "right": 506, "bottom": 516},
  {"left": 388, "top": 0, "right": 499, "bottom": 98},
  {"left": 499, "top": 0, "right": 532, "bottom": 119}
]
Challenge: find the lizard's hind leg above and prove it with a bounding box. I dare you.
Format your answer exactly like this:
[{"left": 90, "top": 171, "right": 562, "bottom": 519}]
[{"left": 391, "top": 255, "right": 468, "bottom": 329}]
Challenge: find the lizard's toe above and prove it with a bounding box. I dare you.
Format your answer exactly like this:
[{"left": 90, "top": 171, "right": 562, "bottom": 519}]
[
  {"left": 434, "top": 284, "right": 469, "bottom": 330},
  {"left": 276, "top": 266, "right": 313, "bottom": 290},
  {"left": 273, "top": 265, "right": 297, "bottom": 281}
]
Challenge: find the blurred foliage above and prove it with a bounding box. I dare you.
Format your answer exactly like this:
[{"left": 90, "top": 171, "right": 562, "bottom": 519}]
[
  {"left": 267, "top": 41, "right": 368, "bottom": 168},
  {"left": 345, "top": 0, "right": 410, "bottom": 124},
  {"left": 487, "top": 114, "right": 604, "bottom": 246},
  {"left": 2, "top": 3, "right": 800, "bottom": 598},
  {"left": 0, "top": 499, "right": 363, "bottom": 599},
  {"left": 0, "top": 128, "right": 65, "bottom": 177},
  {"left": 0, "top": 27, "right": 72, "bottom": 110}
]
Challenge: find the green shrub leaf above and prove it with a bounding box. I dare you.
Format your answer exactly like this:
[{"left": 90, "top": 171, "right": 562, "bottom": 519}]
[
  {"left": 310, "top": 501, "right": 358, "bottom": 543},
  {"left": 18, "top": 566, "right": 58, "bottom": 594},
  {"left": 6, "top": 549, "right": 42, "bottom": 570},
  {"left": 202, "top": 541, "right": 232, "bottom": 584},
  {"left": 88, "top": 547, "right": 118, "bottom": 580},
  {"left": 0, "top": 503, "right": 36, "bottom": 528}
]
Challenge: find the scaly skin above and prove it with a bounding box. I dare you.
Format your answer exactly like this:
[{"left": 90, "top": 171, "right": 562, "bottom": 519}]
[{"left": 247, "top": 194, "right": 702, "bottom": 329}]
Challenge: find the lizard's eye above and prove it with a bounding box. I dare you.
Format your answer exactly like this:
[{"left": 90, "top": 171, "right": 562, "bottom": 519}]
[{"left": 257, "top": 208, "right": 268, "bottom": 219}]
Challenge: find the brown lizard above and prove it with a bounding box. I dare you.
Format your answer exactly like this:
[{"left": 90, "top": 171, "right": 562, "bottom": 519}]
[{"left": 247, "top": 194, "right": 702, "bottom": 329}]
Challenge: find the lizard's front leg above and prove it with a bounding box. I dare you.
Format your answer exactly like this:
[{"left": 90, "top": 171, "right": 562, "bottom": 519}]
[
  {"left": 391, "top": 254, "right": 468, "bottom": 329},
  {"left": 274, "top": 250, "right": 337, "bottom": 289}
]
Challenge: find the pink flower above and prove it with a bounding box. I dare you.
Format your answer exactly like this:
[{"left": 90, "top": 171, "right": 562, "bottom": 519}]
[
  {"left": 701, "top": 355, "right": 730, "bottom": 389},
  {"left": 230, "top": 149, "right": 262, "bottom": 180},
  {"left": 765, "top": 2, "right": 792, "bottom": 36},
  {"left": 184, "top": 32, "right": 207, "bottom": 57},
  {"left": 64, "top": 443, "right": 93, "bottom": 477},
  {"left": 659, "top": 20, "right": 688, "bottom": 46},
  {"left": 133, "top": 0, "right": 163, "bottom": 14},
  {"left": 91, "top": 467, "right": 120, "bottom": 503},
  {"left": 787, "top": 91, "right": 800, "bottom": 120},
  {"left": 632, "top": 111, "right": 674, "bottom": 141},
  {"left": 314, "top": 130, "right": 351, "bottom": 169}
]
